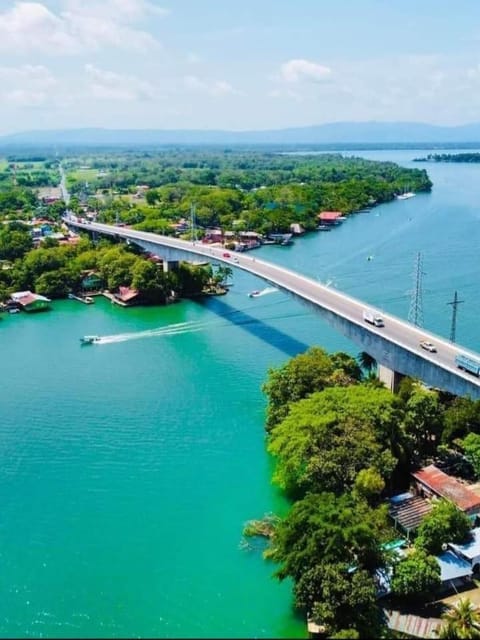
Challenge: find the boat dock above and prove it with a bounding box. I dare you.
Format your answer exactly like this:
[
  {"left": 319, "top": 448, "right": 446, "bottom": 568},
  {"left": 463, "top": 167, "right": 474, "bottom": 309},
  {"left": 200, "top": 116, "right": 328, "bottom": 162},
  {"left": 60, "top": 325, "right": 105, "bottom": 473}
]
[{"left": 68, "top": 293, "right": 94, "bottom": 305}]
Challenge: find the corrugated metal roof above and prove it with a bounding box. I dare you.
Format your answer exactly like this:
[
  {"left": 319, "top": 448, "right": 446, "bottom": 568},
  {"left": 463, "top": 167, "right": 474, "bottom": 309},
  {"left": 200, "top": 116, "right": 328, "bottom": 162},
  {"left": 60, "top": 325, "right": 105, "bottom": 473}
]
[
  {"left": 450, "top": 527, "right": 480, "bottom": 560},
  {"left": 412, "top": 465, "right": 480, "bottom": 512},
  {"left": 385, "top": 609, "right": 441, "bottom": 638},
  {"left": 436, "top": 550, "right": 472, "bottom": 582},
  {"left": 389, "top": 495, "right": 433, "bottom": 531}
]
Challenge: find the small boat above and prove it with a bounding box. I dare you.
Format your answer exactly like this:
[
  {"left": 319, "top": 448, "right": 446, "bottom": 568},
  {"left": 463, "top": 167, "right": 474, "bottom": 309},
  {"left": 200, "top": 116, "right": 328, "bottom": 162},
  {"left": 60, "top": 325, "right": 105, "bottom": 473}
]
[
  {"left": 248, "top": 290, "right": 261, "bottom": 298},
  {"left": 80, "top": 335, "right": 100, "bottom": 345},
  {"left": 84, "top": 296, "right": 94, "bottom": 304},
  {"left": 8, "top": 308, "right": 19, "bottom": 314}
]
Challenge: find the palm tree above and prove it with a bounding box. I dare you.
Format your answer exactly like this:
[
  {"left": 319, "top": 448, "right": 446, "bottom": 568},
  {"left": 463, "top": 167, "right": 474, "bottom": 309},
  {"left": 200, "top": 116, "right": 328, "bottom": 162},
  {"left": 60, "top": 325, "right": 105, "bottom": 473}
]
[
  {"left": 438, "top": 598, "right": 480, "bottom": 639},
  {"left": 357, "top": 351, "right": 377, "bottom": 375}
]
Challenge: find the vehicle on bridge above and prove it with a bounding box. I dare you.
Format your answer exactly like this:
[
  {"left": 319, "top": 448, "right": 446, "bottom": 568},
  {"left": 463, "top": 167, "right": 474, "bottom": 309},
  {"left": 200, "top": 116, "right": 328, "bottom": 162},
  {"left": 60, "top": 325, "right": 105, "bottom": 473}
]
[
  {"left": 363, "top": 309, "right": 384, "bottom": 327},
  {"left": 420, "top": 340, "right": 437, "bottom": 353},
  {"left": 455, "top": 353, "right": 480, "bottom": 376}
]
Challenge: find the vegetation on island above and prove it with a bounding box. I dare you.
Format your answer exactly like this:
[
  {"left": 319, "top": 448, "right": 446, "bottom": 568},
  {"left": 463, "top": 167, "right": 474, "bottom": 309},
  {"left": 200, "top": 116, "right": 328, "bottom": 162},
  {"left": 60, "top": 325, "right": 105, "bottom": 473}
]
[
  {"left": 245, "top": 346, "right": 480, "bottom": 638},
  {"left": 0, "top": 148, "right": 431, "bottom": 307},
  {"left": 61, "top": 150, "right": 432, "bottom": 236},
  {"left": 414, "top": 152, "right": 480, "bottom": 163}
]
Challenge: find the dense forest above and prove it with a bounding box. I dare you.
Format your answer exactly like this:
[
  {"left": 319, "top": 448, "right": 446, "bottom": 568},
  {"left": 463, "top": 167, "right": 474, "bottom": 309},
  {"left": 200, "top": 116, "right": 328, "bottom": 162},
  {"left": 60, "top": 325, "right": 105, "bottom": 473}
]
[
  {"left": 244, "top": 347, "right": 480, "bottom": 638},
  {"left": 62, "top": 150, "right": 432, "bottom": 235},
  {"left": 0, "top": 148, "right": 432, "bottom": 303}
]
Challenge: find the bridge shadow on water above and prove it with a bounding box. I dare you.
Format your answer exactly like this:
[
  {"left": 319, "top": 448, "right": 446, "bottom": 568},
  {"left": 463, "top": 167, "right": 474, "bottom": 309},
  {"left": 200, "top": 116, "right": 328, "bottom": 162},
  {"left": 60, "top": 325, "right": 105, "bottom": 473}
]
[{"left": 196, "top": 295, "right": 309, "bottom": 358}]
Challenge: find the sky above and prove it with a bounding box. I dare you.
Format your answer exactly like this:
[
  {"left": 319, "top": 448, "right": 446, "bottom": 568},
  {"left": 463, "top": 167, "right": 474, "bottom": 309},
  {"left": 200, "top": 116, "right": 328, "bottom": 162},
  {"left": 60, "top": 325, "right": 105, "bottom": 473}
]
[{"left": 1, "top": 0, "right": 480, "bottom": 133}]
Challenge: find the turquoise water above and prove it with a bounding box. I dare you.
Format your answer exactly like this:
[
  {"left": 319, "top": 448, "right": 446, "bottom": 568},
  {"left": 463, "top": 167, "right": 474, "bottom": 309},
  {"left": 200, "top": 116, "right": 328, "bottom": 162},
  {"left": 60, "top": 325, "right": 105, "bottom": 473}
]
[{"left": 1, "top": 149, "right": 480, "bottom": 638}]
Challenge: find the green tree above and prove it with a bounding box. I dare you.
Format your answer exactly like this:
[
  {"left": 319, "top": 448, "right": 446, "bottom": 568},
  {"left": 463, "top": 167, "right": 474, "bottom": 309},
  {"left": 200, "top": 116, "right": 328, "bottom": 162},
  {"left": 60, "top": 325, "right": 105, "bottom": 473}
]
[
  {"left": 442, "top": 398, "right": 480, "bottom": 444},
  {"left": 353, "top": 467, "right": 385, "bottom": 504},
  {"left": 262, "top": 347, "right": 337, "bottom": 431},
  {"left": 267, "top": 385, "right": 399, "bottom": 495},
  {"left": 294, "top": 562, "right": 384, "bottom": 638},
  {"left": 463, "top": 433, "right": 480, "bottom": 478},
  {"left": 391, "top": 549, "right": 441, "bottom": 602},
  {"left": 402, "top": 388, "right": 443, "bottom": 460},
  {"left": 271, "top": 492, "right": 385, "bottom": 582},
  {"left": 439, "top": 598, "right": 480, "bottom": 639},
  {"left": 415, "top": 499, "right": 471, "bottom": 555}
]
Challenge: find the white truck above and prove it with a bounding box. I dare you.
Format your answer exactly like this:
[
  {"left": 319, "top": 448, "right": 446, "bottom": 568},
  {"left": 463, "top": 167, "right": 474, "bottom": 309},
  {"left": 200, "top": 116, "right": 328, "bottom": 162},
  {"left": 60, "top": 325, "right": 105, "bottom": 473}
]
[{"left": 363, "top": 309, "right": 384, "bottom": 327}]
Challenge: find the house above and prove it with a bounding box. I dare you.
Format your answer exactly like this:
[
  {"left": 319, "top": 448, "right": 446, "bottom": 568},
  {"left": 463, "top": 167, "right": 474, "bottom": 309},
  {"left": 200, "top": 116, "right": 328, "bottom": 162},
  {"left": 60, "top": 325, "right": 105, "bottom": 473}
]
[
  {"left": 317, "top": 211, "right": 343, "bottom": 225},
  {"left": 290, "top": 223, "right": 305, "bottom": 235},
  {"left": 449, "top": 527, "right": 480, "bottom": 573},
  {"left": 412, "top": 465, "right": 480, "bottom": 520},
  {"left": 435, "top": 549, "right": 473, "bottom": 589},
  {"left": 388, "top": 492, "right": 433, "bottom": 538},
  {"left": 81, "top": 271, "right": 103, "bottom": 292},
  {"left": 114, "top": 286, "right": 140, "bottom": 306},
  {"left": 10, "top": 290, "right": 51, "bottom": 312}
]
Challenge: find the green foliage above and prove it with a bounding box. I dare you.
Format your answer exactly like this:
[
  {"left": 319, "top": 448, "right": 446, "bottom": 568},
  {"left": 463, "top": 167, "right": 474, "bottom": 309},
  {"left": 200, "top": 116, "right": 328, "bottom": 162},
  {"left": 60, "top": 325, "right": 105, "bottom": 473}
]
[
  {"left": 0, "top": 223, "right": 33, "bottom": 260},
  {"left": 271, "top": 492, "right": 386, "bottom": 582},
  {"left": 463, "top": 433, "right": 480, "bottom": 478},
  {"left": 391, "top": 549, "right": 441, "bottom": 602},
  {"left": 439, "top": 598, "right": 480, "bottom": 639},
  {"left": 353, "top": 468, "right": 385, "bottom": 504},
  {"left": 294, "top": 562, "right": 383, "bottom": 638},
  {"left": 415, "top": 499, "right": 472, "bottom": 555},
  {"left": 267, "top": 385, "right": 399, "bottom": 495},
  {"left": 442, "top": 398, "right": 480, "bottom": 444},
  {"left": 402, "top": 388, "right": 443, "bottom": 460},
  {"left": 262, "top": 346, "right": 358, "bottom": 432}
]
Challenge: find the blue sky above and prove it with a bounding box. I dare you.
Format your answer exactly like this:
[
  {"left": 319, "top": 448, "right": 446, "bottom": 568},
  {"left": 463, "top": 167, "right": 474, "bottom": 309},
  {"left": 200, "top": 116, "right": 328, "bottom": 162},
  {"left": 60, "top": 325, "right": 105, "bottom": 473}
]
[{"left": 1, "top": 0, "right": 480, "bottom": 133}]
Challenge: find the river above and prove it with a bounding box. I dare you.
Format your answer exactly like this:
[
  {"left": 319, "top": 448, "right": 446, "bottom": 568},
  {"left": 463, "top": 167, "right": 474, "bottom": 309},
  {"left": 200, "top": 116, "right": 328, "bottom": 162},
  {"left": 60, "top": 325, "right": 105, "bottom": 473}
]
[{"left": 1, "top": 149, "right": 480, "bottom": 638}]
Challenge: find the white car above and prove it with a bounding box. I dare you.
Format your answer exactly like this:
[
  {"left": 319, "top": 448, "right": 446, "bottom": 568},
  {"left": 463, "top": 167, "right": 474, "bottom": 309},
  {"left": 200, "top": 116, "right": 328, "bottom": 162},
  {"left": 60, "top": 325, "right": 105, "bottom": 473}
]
[{"left": 420, "top": 340, "right": 437, "bottom": 353}]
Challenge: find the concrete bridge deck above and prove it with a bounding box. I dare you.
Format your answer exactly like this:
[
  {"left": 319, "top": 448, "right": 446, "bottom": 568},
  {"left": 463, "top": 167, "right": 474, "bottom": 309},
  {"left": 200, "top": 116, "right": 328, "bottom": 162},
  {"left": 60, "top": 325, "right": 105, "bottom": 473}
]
[{"left": 64, "top": 218, "right": 480, "bottom": 399}]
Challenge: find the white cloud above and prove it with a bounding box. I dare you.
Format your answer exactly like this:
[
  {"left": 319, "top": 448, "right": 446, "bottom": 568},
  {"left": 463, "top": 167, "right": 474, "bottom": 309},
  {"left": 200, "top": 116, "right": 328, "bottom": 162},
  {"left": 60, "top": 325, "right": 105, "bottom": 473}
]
[
  {"left": 85, "top": 63, "right": 156, "bottom": 101},
  {"left": 0, "top": 1, "right": 165, "bottom": 54},
  {"left": 0, "top": 63, "right": 57, "bottom": 107},
  {"left": 184, "top": 75, "right": 240, "bottom": 97},
  {"left": 280, "top": 59, "right": 332, "bottom": 83}
]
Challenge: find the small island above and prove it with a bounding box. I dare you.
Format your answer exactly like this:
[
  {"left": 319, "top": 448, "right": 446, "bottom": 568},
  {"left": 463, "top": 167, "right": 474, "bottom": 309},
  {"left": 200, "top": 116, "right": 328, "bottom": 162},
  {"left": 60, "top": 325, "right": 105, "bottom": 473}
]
[{"left": 414, "top": 152, "right": 480, "bottom": 163}]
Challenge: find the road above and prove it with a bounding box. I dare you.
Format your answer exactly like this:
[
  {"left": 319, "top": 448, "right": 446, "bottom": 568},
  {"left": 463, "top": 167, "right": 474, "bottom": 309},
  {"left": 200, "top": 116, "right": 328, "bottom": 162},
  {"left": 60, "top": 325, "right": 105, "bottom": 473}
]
[{"left": 65, "top": 219, "right": 480, "bottom": 388}]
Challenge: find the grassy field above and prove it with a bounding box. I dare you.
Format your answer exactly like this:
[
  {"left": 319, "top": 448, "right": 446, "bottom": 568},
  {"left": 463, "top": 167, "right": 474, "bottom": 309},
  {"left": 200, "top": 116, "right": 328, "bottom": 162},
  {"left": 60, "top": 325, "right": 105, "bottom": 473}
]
[{"left": 69, "top": 168, "right": 99, "bottom": 182}]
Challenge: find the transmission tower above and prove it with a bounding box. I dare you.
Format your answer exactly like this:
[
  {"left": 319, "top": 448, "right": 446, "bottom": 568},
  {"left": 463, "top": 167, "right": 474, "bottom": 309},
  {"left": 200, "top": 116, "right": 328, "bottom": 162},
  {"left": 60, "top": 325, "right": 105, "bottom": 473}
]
[
  {"left": 408, "top": 252, "right": 424, "bottom": 327},
  {"left": 447, "top": 290, "right": 464, "bottom": 343}
]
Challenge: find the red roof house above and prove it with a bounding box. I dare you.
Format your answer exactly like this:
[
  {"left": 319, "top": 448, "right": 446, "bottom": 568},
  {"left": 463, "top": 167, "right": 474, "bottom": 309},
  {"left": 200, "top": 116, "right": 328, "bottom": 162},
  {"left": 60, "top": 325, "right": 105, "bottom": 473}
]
[
  {"left": 318, "top": 211, "right": 343, "bottom": 223},
  {"left": 412, "top": 465, "right": 480, "bottom": 516},
  {"left": 115, "top": 286, "right": 140, "bottom": 305}
]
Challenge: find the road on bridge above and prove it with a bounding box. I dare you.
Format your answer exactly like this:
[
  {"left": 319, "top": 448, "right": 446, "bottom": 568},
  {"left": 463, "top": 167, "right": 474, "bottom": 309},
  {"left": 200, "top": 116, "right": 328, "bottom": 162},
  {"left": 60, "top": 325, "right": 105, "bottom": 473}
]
[{"left": 66, "top": 219, "right": 480, "bottom": 390}]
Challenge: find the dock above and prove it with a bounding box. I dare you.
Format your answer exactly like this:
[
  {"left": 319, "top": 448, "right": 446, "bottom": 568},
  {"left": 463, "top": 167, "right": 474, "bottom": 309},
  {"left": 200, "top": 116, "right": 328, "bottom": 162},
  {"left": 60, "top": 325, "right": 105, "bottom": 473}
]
[{"left": 68, "top": 293, "right": 94, "bottom": 305}]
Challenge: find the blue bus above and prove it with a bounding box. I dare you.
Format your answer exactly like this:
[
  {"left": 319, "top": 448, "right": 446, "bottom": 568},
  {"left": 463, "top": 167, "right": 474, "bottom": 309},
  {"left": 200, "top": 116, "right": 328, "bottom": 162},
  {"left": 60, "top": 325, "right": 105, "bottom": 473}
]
[{"left": 455, "top": 353, "right": 480, "bottom": 376}]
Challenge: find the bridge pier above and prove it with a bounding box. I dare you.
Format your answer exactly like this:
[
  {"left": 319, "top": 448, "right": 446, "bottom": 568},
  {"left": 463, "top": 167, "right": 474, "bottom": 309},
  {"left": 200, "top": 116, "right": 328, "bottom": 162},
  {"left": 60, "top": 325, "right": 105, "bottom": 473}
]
[{"left": 377, "top": 365, "right": 404, "bottom": 393}]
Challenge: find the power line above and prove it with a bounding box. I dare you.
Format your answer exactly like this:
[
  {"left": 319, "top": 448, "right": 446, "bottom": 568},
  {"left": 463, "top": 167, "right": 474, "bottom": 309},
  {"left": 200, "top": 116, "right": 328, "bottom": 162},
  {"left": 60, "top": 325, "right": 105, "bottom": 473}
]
[
  {"left": 408, "top": 252, "right": 424, "bottom": 327},
  {"left": 447, "top": 290, "right": 464, "bottom": 343}
]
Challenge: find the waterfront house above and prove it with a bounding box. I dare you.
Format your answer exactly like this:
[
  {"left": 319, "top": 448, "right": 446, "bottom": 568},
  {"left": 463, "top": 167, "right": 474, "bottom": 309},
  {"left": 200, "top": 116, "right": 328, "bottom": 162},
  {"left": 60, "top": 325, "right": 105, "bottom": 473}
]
[
  {"left": 114, "top": 286, "right": 140, "bottom": 306},
  {"left": 10, "top": 290, "right": 51, "bottom": 312},
  {"left": 81, "top": 271, "right": 103, "bottom": 292},
  {"left": 318, "top": 211, "right": 343, "bottom": 225},
  {"left": 412, "top": 465, "right": 480, "bottom": 521}
]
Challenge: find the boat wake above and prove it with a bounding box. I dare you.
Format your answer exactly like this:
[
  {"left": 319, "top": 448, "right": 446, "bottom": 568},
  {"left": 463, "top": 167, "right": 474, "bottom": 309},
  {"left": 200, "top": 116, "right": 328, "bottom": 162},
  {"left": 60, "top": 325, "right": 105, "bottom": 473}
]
[
  {"left": 249, "top": 287, "right": 278, "bottom": 298},
  {"left": 95, "top": 320, "right": 212, "bottom": 345}
]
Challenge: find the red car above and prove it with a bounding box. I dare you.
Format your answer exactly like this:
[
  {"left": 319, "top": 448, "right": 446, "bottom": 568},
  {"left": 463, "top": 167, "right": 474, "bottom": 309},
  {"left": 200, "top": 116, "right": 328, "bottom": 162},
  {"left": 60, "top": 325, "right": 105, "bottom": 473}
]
[{"left": 223, "top": 252, "right": 231, "bottom": 258}]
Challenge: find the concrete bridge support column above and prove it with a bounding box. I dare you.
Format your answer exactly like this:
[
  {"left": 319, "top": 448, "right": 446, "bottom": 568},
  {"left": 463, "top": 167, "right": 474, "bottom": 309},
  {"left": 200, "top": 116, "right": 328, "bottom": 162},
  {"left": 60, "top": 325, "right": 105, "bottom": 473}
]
[
  {"left": 378, "top": 365, "right": 404, "bottom": 393},
  {"left": 162, "top": 260, "right": 179, "bottom": 273}
]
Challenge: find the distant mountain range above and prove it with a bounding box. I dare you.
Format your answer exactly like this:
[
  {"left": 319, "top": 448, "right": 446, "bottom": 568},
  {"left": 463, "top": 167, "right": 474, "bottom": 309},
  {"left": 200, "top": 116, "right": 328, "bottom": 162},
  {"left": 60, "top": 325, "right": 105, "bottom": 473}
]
[{"left": 3, "top": 121, "right": 480, "bottom": 147}]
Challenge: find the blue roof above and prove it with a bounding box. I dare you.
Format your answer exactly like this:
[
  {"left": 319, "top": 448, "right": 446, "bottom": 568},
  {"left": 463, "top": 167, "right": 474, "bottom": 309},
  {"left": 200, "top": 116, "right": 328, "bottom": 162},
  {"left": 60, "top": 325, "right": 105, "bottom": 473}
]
[
  {"left": 450, "top": 528, "right": 480, "bottom": 560},
  {"left": 436, "top": 550, "right": 472, "bottom": 582}
]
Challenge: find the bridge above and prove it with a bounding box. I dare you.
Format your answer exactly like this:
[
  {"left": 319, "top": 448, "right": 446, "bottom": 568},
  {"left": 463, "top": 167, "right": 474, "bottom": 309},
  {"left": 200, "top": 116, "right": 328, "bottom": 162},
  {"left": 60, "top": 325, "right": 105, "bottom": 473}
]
[{"left": 65, "top": 218, "right": 480, "bottom": 399}]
